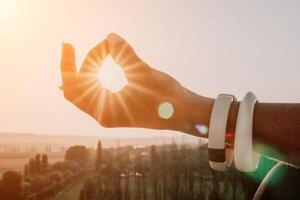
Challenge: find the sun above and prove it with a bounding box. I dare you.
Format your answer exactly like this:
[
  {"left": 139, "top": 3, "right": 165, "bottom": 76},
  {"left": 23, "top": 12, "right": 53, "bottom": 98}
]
[
  {"left": 0, "top": 0, "right": 16, "bottom": 23},
  {"left": 97, "top": 56, "right": 128, "bottom": 93},
  {"left": 0, "top": 0, "right": 13, "bottom": 12}
]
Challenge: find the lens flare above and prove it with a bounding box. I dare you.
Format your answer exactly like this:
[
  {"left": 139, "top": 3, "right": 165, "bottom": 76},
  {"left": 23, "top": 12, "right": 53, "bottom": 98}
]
[
  {"left": 158, "top": 102, "right": 174, "bottom": 119},
  {"left": 247, "top": 143, "right": 286, "bottom": 184},
  {"left": 195, "top": 124, "right": 208, "bottom": 135}
]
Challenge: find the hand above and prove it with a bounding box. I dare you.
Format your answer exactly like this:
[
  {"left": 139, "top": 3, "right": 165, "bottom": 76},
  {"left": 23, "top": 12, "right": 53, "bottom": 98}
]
[{"left": 60, "top": 33, "right": 213, "bottom": 135}]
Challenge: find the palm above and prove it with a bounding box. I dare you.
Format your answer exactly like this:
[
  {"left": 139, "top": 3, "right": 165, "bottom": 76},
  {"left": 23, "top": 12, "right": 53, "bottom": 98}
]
[{"left": 61, "top": 33, "right": 188, "bottom": 130}]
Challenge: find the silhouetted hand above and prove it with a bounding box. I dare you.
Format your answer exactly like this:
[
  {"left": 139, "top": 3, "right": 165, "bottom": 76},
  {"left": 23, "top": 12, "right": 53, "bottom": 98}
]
[{"left": 61, "top": 33, "right": 213, "bottom": 134}]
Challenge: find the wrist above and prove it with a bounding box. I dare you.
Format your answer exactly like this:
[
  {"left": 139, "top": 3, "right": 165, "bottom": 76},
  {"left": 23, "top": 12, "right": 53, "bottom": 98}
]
[
  {"left": 172, "top": 89, "right": 214, "bottom": 137},
  {"left": 172, "top": 89, "right": 239, "bottom": 146}
]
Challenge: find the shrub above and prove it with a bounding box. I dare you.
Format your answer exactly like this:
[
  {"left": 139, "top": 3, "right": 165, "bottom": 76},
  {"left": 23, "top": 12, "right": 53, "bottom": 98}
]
[
  {"left": 29, "top": 175, "right": 49, "bottom": 193},
  {"left": 52, "top": 160, "right": 80, "bottom": 172},
  {"left": 0, "top": 170, "right": 23, "bottom": 200},
  {"left": 65, "top": 145, "right": 89, "bottom": 166},
  {"left": 48, "top": 171, "right": 63, "bottom": 182}
]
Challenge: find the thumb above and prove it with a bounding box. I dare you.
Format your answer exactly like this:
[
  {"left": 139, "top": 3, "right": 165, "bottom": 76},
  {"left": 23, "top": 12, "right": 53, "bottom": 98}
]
[{"left": 61, "top": 43, "right": 77, "bottom": 87}]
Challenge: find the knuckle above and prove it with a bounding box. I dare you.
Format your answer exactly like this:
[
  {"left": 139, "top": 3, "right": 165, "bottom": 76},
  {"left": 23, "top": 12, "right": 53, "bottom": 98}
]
[
  {"left": 99, "top": 116, "right": 115, "bottom": 128},
  {"left": 63, "top": 91, "right": 74, "bottom": 101}
]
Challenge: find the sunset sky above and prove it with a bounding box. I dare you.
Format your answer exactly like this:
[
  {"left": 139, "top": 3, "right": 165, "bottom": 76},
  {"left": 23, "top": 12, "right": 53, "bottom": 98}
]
[{"left": 0, "top": 0, "right": 300, "bottom": 137}]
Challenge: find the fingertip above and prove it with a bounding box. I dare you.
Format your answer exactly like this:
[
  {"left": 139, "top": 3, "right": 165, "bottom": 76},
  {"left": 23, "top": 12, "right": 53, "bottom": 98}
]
[
  {"left": 107, "top": 33, "right": 124, "bottom": 45},
  {"left": 61, "top": 42, "right": 77, "bottom": 74},
  {"left": 62, "top": 42, "right": 74, "bottom": 52}
]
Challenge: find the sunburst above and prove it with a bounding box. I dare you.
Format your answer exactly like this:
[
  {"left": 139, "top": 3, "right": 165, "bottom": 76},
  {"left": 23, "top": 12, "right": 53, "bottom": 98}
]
[
  {"left": 76, "top": 38, "right": 161, "bottom": 126},
  {"left": 115, "top": 92, "right": 135, "bottom": 126}
]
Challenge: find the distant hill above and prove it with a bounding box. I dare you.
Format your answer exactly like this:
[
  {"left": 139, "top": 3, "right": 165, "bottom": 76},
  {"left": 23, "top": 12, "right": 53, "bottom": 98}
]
[{"left": 0, "top": 132, "right": 204, "bottom": 150}]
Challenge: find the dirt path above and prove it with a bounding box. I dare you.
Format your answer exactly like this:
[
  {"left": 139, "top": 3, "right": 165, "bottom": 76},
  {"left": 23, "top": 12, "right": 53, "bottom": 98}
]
[{"left": 52, "top": 179, "right": 84, "bottom": 200}]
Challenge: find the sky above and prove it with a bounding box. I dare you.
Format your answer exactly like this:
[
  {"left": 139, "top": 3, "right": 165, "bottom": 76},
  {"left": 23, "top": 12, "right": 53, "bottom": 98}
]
[{"left": 0, "top": 0, "right": 300, "bottom": 137}]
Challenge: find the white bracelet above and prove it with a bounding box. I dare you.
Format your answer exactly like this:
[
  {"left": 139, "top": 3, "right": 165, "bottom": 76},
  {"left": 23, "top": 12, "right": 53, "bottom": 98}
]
[
  {"left": 208, "top": 94, "right": 235, "bottom": 171},
  {"left": 234, "top": 92, "right": 260, "bottom": 172}
]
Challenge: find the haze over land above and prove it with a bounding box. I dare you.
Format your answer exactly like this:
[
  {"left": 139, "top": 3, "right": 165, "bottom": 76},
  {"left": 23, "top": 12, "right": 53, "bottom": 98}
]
[
  {"left": 0, "top": 132, "right": 203, "bottom": 178},
  {"left": 1, "top": 1, "right": 300, "bottom": 138},
  {"left": 0, "top": 132, "right": 202, "bottom": 151}
]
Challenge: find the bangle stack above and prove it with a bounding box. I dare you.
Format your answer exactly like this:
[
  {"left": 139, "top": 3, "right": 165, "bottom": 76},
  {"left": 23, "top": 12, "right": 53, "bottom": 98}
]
[{"left": 208, "top": 92, "right": 260, "bottom": 172}]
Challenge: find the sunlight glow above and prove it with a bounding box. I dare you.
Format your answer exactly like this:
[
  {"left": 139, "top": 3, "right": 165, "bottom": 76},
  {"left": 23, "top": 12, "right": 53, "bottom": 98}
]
[
  {"left": 115, "top": 93, "right": 135, "bottom": 125},
  {"left": 0, "top": 0, "right": 10, "bottom": 9},
  {"left": 0, "top": 0, "right": 15, "bottom": 15},
  {"left": 98, "top": 56, "right": 128, "bottom": 93},
  {"left": 0, "top": 1, "right": 12, "bottom": 24},
  {"left": 195, "top": 124, "right": 208, "bottom": 135},
  {"left": 158, "top": 102, "right": 174, "bottom": 119}
]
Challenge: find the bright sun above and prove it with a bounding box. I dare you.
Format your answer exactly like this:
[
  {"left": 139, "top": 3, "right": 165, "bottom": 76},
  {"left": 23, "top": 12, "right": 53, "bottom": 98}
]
[
  {"left": 0, "top": 0, "right": 16, "bottom": 22},
  {"left": 0, "top": 0, "right": 13, "bottom": 12},
  {"left": 97, "top": 56, "right": 128, "bottom": 93}
]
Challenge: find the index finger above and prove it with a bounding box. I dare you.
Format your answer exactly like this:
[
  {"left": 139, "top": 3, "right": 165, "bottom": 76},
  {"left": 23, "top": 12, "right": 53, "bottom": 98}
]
[
  {"left": 106, "top": 33, "right": 144, "bottom": 68},
  {"left": 80, "top": 39, "right": 109, "bottom": 75}
]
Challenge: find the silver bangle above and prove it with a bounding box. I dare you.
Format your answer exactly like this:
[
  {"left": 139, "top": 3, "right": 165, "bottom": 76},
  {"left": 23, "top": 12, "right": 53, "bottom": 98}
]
[
  {"left": 234, "top": 92, "right": 260, "bottom": 172},
  {"left": 208, "top": 94, "right": 235, "bottom": 171}
]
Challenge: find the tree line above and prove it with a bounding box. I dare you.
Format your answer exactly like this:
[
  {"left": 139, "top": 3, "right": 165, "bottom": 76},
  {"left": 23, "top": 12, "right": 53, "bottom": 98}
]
[
  {"left": 0, "top": 145, "right": 89, "bottom": 200},
  {"left": 1, "top": 140, "right": 289, "bottom": 200},
  {"left": 79, "top": 141, "right": 263, "bottom": 200}
]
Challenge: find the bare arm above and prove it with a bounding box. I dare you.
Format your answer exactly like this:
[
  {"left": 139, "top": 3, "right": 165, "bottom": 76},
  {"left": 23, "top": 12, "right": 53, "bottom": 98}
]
[
  {"left": 61, "top": 33, "right": 300, "bottom": 166},
  {"left": 253, "top": 102, "right": 300, "bottom": 165},
  {"left": 179, "top": 92, "right": 300, "bottom": 166}
]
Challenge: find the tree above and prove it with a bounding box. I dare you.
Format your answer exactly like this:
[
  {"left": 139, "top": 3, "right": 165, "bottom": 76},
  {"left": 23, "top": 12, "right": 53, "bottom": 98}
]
[
  {"left": 29, "top": 158, "right": 35, "bottom": 175},
  {"left": 95, "top": 140, "right": 102, "bottom": 171},
  {"left": 30, "top": 175, "right": 49, "bottom": 193},
  {"left": 52, "top": 160, "right": 80, "bottom": 172},
  {"left": 134, "top": 151, "right": 142, "bottom": 200},
  {"left": 65, "top": 145, "right": 89, "bottom": 166},
  {"left": 24, "top": 164, "right": 29, "bottom": 178},
  {"left": 80, "top": 178, "right": 97, "bottom": 200},
  {"left": 35, "top": 154, "right": 41, "bottom": 174},
  {"left": 150, "top": 145, "right": 159, "bottom": 200},
  {"left": 48, "top": 171, "right": 64, "bottom": 182},
  {"left": 42, "top": 154, "right": 48, "bottom": 172},
  {"left": 0, "top": 171, "right": 23, "bottom": 200}
]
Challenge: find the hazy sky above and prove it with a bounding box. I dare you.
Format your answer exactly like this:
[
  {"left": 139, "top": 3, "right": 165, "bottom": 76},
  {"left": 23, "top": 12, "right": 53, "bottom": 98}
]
[{"left": 0, "top": 0, "right": 300, "bottom": 137}]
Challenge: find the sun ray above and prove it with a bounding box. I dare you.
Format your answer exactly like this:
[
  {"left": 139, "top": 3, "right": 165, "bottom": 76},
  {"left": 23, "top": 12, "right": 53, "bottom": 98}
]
[
  {"left": 77, "top": 76, "right": 98, "bottom": 87},
  {"left": 119, "top": 52, "right": 135, "bottom": 66},
  {"left": 87, "top": 85, "right": 101, "bottom": 116},
  {"left": 129, "top": 82, "right": 159, "bottom": 97},
  {"left": 115, "top": 42, "right": 128, "bottom": 63},
  {"left": 124, "top": 71, "right": 149, "bottom": 82},
  {"left": 81, "top": 40, "right": 108, "bottom": 73},
  {"left": 90, "top": 48, "right": 102, "bottom": 65},
  {"left": 106, "top": 91, "right": 118, "bottom": 125},
  {"left": 122, "top": 89, "right": 149, "bottom": 111},
  {"left": 93, "top": 41, "right": 108, "bottom": 62},
  {"left": 73, "top": 80, "right": 99, "bottom": 105},
  {"left": 115, "top": 93, "right": 135, "bottom": 126},
  {"left": 95, "top": 89, "right": 107, "bottom": 122},
  {"left": 81, "top": 56, "right": 101, "bottom": 73},
  {"left": 124, "top": 61, "right": 144, "bottom": 72}
]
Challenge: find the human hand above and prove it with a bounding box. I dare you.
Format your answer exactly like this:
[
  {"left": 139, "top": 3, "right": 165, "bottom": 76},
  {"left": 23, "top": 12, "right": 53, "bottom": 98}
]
[{"left": 60, "top": 33, "right": 213, "bottom": 135}]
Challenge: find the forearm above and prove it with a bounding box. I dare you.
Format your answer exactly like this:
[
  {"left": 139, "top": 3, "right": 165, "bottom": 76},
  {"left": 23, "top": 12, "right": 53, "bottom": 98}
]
[
  {"left": 229, "top": 102, "right": 300, "bottom": 165},
  {"left": 171, "top": 88, "right": 214, "bottom": 137},
  {"left": 179, "top": 91, "right": 300, "bottom": 165},
  {"left": 253, "top": 103, "right": 300, "bottom": 165}
]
